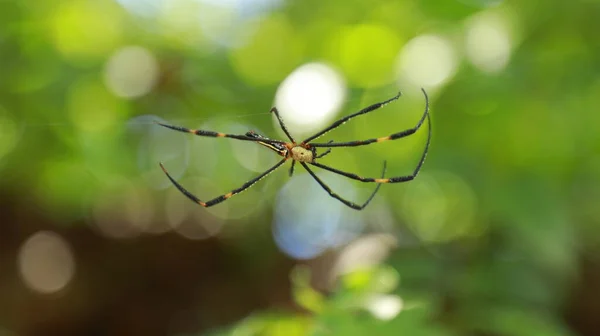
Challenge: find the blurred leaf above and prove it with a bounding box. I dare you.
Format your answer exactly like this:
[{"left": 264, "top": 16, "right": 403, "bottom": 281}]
[
  {"left": 291, "top": 266, "right": 325, "bottom": 313},
  {"left": 340, "top": 265, "right": 400, "bottom": 295}
]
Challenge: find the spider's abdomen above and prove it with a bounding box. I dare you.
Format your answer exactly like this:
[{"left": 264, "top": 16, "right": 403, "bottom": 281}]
[{"left": 291, "top": 146, "right": 314, "bottom": 162}]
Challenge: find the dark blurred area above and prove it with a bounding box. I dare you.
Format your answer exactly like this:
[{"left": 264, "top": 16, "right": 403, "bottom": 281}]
[{"left": 1, "top": 0, "right": 600, "bottom": 335}]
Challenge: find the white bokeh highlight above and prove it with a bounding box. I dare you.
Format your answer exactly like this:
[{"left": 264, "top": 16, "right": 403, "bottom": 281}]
[
  {"left": 18, "top": 231, "right": 76, "bottom": 294},
  {"left": 333, "top": 234, "right": 397, "bottom": 277},
  {"left": 465, "top": 12, "right": 512, "bottom": 73},
  {"left": 396, "top": 35, "right": 458, "bottom": 88},
  {"left": 104, "top": 46, "right": 159, "bottom": 99},
  {"left": 275, "top": 63, "right": 346, "bottom": 136},
  {"left": 366, "top": 295, "right": 404, "bottom": 321}
]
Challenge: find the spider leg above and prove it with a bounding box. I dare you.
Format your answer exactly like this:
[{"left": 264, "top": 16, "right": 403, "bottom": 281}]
[
  {"left": 300, "top": 161, "right": 386, "bottom": 210},
  {"left": 316, "top": 149, "right": 331, "bottom": 159},
  {"left": 301, "top": 91, "right": 402, "bottom": 144},
  {"left": 308, "top": 110, "right": 430, "bottom": 183},
  {"left": 289, "top": 160, "right": 296, "bottom": 177},
  {"left": 309, "top": 88, "right": 429, "bottom": 148},
  {"left": 160, "top": 159, "right": 287, "bottom": 207},
  {"left": 155, "top": 121, "right": 287, "bottom": 145},
  {"left": 315, "top": 140, "right": 333, "bottom": 159},
  {"left": 270, "top": 107, "right": 295, "bottom": 142}
]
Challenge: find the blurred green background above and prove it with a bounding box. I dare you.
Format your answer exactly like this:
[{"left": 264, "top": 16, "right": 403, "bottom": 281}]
[{"left": 1, "top": 0, "right": 600, "bottom": 335}]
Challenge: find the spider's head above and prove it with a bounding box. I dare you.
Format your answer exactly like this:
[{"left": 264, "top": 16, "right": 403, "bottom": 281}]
[
  {"left": 245, "top": 130, "right": 261, "bottom": 139},
  {"left": 247, "top": 130, "right": 288, "bottom": 157}
]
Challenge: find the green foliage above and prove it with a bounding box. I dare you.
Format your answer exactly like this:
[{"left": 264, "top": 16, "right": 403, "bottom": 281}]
[
  {"left": 0, "top": 0, "right": 598, "bottom": 334},
  {"left": 208, "top": 265, "right": 448, "bottom": 336}
]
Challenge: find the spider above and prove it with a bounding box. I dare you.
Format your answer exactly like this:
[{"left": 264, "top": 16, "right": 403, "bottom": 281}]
[{"left": 157, "top": 88, "right": 431, "bottom": 210}]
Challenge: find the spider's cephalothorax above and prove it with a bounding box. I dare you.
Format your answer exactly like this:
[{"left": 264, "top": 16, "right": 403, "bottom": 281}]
[
  {"left": 245, "top": 131, "right": 288, "bottom": 157},
  {"left": 157, "top": 89, "right": 431, "bottom": 210},
  {"left": 246, "top": 130, "right": 321, "bottom": 163}
]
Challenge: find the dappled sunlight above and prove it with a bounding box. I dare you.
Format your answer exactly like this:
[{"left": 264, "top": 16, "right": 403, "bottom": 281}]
[
  {"left": 396, "top": 34, "right": 458, "bottom": 88},
  {"left": 273, "top": 172, "right": 367, "bottom": 260},
  {"left": 275, "top": 63, "right": 346, "bottom": 137},
  {"left": 18, "top": 231, "right": 75, "bottom": 294},
  {"left": 465, "top": 10, "right": 513, "bottom": 73},
  {"left": 2, "top": 0, "right": 597, "bottom": 334},
  {"left": 366, "top": 295, "right": 404, "bottom": 321},
  {"left": 332, "top": 233, "right": 397, "bottom": 277},
  {"left": 104, "top": 46, "right": 159, "bottom": 99}
]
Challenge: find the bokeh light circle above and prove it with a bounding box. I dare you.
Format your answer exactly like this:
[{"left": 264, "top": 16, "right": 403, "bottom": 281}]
[
  {"left": 275, "top": 63, "right": 346, "bottom": 136},
  {"left": 273, "top": 173, "right": 365, "bottom": 260},
  {"left": 104, "top": 46, "right": 159, "bottom": 99},
  {"left": 333, "top": 234, "right": 397, "bottom": 276},
  {"left": 366, "top": 295, "right": 404, "bottom": 321},
  {"left": 465, "top": 11, "right": 512, "bottom": 73},
  {"left": 396, "top": 34, "right": 458, "bottom": 88},
  {"left": 18, "top": 231, "right": 76, "bottom": 294}
]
